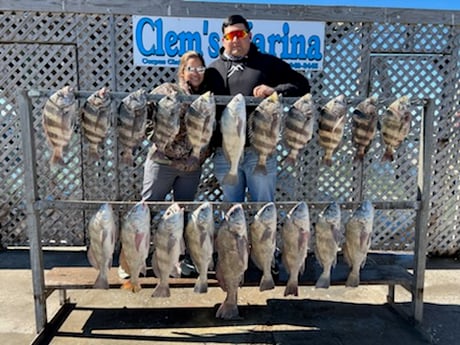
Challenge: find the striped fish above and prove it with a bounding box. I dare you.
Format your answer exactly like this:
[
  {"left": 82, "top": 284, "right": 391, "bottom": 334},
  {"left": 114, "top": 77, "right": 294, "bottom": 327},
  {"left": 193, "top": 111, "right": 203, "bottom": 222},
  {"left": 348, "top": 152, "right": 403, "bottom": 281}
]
[
  {"left": 283, "top": 93, "right": 316, "bottom": 167},
  {"left": 81, "top": 87, "right": 111, "bottom": 160},
  {"left": 318, "top": 94, "right": 347, "bottom": 166},
  {"left": 185, "top": 91, "right": 216, "bottom": 165},
  {"left": 152, "top": 203, "right": 184, "bottom": 298},
  {"left": 118, "top": 88, "right": 148, "bottom": 165},
  {"left": 380, "top": 96, "right": 412, "bottom": 161},
  {"left": 351, "top": 96, "right": 378, "bottom": 161},
  {"left": 248, "top": 92, "right": 283, "bottom": 175},
  {"left": 149, "top": 91, "right": 182, "bottom": 161},
  {"left": 42, "top": 85, "right": 77, "bottom": 166}
]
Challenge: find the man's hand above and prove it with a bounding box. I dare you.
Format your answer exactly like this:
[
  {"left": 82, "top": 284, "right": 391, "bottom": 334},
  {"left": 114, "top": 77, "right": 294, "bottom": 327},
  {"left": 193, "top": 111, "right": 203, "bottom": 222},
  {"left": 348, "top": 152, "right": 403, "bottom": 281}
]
[{"left": 253, "top": 84, "right": 275, "bottom": 98}]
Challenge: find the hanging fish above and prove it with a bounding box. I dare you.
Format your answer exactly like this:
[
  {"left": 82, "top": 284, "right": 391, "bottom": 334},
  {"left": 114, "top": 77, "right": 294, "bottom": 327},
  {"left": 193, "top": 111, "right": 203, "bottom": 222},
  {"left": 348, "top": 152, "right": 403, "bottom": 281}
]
[
  {"left": 42, "top": 85, "right": 77, "bottom": 166},
  {"left": 380, "top": 96, "right": 412, "bottom": 161},
  {"left": 81, "top": 87, "right": 111, "bottom": 160},
  {"left": 318, "top": 94, "right": 347, "bottom": 166},
  {"left": 118, "top": 88, "right": 148, "bottom": 165},
  {"left": 351, "top": 96, "right": 378, "bottom": 161}
]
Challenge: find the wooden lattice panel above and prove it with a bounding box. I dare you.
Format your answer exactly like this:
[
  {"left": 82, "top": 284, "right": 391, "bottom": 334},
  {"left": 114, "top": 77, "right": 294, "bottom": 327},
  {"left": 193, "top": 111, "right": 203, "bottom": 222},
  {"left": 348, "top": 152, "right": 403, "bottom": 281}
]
[{"left": 0, "top": 10, "right": 458, "bottom": 255}]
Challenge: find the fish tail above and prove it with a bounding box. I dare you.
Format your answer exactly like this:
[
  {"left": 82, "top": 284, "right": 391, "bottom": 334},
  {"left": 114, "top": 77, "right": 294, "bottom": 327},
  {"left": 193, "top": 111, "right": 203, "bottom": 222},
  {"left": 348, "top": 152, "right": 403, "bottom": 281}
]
[
  {"left": 345, "top": 271, "right": 360, "bottom": 287},
  {"left": 193, "top": 275, "right": 208, "bottom": 294},
  {"left": 121, "top": 279, "right": 142, "bottom": 293},
  {"left": 93, "top": 272, "right": 109, "bottom": 289},
  {"left": 283, "top": 155, "right": 297, "bottom": 167},
  {"left": 354, "top": 151, "right": 365, "bottom": 162},
  {"left": 322, "top": 156, "right": 333, "bottom": 166},
  {"left": 259, "top": 273, "right": 275, "bottom": 292},
  {"left": 222, "top": 173, "right": 238, "bottom": 186},
  {"left": 253, "top": 164, "right": 268, "bottom": 175},
  {"left": 381, "top": 149, "right": 394, "bottom": 162},
  {"left": 121, "top": 150, "right": 134, "bottom": 166},
  {"left": 151, "top": 282, "right": 171, "bottom": 298},
  {"left": 284, "top": 278, "right": 299, "bottom": 296},
  {"left": 50, "top": 147, "right": 64, "bottom": 166},
  {"left": 186, "top": 155, "right": 200, "bottom": 167},
  {"left": 88, "top": 148, "right": 100, "bottom": 162},
  {"left": 315, "top": 272, "right": 331, "bottom": 289},
  {"left": 216, "top": 301, "right": 241, "bottom": 320}
]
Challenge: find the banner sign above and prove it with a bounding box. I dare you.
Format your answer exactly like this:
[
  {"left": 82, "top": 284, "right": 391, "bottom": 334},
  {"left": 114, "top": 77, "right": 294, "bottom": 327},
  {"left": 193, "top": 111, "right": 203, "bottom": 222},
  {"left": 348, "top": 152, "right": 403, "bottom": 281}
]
[{"left": 133, "top": 16, "right": 325, "bottom": 71}]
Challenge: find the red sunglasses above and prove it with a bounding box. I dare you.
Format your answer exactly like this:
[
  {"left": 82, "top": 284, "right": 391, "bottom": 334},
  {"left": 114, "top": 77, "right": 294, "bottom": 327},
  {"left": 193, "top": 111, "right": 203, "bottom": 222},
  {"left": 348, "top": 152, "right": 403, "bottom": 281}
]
[{"left": 223, "top": 29, "right": 249, "bottom": 41}]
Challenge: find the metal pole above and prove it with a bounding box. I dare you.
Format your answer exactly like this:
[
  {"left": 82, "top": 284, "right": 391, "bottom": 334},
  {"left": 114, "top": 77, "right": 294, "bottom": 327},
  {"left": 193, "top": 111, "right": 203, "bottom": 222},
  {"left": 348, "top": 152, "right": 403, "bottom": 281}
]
[
  {"left": 17, "top": 89, "right": 48, "bottom": 333},
  {"left": 412, "top": 98, "right": 435, "bottom": 323}
]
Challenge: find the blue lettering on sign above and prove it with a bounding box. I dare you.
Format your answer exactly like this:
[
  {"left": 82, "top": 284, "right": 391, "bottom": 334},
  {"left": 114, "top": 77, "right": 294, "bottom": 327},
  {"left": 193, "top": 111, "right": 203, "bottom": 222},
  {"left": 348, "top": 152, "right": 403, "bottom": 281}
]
[{"left": 135, "top": 18, "right": 323, "bottom": 68}]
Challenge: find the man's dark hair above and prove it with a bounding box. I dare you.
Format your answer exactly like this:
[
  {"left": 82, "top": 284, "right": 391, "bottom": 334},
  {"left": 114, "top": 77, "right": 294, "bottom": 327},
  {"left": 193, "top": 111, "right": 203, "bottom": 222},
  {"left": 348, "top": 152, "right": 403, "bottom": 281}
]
[{"left": 222, "top": 14, "right": 251, "bottom": 33}]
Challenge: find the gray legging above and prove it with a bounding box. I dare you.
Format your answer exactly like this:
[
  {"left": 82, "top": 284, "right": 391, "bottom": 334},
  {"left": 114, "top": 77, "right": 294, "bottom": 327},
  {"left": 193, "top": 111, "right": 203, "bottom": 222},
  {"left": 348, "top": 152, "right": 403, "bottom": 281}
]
[{"left": 141, "top": 156, "right": 202, "bottom": 201}]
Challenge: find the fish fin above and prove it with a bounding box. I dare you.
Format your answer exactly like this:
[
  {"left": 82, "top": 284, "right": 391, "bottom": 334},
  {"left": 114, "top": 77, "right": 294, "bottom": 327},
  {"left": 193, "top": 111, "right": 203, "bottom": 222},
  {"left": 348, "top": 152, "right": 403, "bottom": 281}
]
[
  {"left": 87, "top": 247, "right": 99, "bottom": 269},
  {"left": 315, "top": 272, "right": 331, "bottom": 289},
  {"left": 93, "top": 273, "right": 109, "bottom": 289},
  {"left": 260, "top": 228, "right": 274, "bottom": 242},
  {"left": 222, "top": 173, "right": 238, "bottom": 186},
  {"left": 253, "top": 164, "right": 268, "bottom": 175},
  {"left": 259, "top": 274, "right": 275, "bottom": 291},
  {"left": 152, "top": 282, "right": 171, "bottom": 298},
  {"left": 135, "top": 233, "right": 145, "bottom": 253},
  {"left": 346, "top": 272, "right": 360, "bottom": 287},
  {"left": 284, "top": 280, "right": 298, "bottom": 296}
]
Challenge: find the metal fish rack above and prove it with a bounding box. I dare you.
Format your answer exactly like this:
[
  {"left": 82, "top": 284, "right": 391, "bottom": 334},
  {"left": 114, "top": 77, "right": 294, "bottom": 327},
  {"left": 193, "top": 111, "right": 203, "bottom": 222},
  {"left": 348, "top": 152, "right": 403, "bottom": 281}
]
[{"left": 17, "top": 88, "right": 434, "bottom": 337}]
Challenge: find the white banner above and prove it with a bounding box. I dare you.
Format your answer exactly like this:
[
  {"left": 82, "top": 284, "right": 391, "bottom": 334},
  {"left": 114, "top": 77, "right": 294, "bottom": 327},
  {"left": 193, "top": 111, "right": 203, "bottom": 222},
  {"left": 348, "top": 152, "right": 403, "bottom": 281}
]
[{"left": 133, "top": 16, "right": 325, "bottom": 71}]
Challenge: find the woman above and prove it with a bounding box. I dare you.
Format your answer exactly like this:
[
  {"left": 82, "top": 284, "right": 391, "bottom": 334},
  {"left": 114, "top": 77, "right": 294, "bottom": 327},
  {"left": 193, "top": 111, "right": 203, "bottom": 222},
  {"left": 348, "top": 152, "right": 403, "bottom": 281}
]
[{"left": 141, "top": 50, "right": 207, "bottom": 202}]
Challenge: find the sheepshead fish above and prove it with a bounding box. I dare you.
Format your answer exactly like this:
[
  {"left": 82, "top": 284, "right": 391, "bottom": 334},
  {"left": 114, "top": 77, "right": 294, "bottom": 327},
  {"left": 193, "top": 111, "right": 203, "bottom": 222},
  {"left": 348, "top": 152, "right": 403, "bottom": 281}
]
[
  {"left": 119, "top": 202, "right": 151, "bottom": 292},
  {"left": 314, "top": 201, "right": 342, "bottom": 289},
  {"left": 318, "top": 94, "right": 347, "bottom": 166},
  {"left": 248, "top": 92, "right": 283, "bottom": 175},
  {"left": 152, "top": 202, "right": 184, "bottom": 297},
  {"left": 81, "top": 87, "right": 111, "bottom": 160},
  {"left": 352, "top": 96, "right": 379, "bottom": 161},
  {"left": 215, "top": 204, "right": 249, "bottom": 320},
  {"left": 184, "top": 202, "right": 215, "bottom": 293},
  {"left": 149, "top": 91, "right": 182, "bottom": 161},
  {"left": 118, "top": 88, "right": 148, "bottom": 165},
  {"left": 221, "top": 93, "right": 246, "bottom": 185},
  {"left": 380, "top": 96, "right": 412, "bottom": 161},
  {"left": 87, "top": 203, "right": 117, "bottom": 289},
  {"left": 249, "top": 202, "right": 277, "bottom": 291},
  {"left": 281, "top": 201, "right": 310, "bottom": 296},
  {"left": 42, "top": 85, "right": 77, "bottom": 166},
  {"left": 185, "top": 91, "right": 216, "bottom": 165},
  {"left": 283, "top": 93, "right": 316, "bottom": 167},
  {"left": 343, "top": 200, "right": 374, "bottom": 287}
]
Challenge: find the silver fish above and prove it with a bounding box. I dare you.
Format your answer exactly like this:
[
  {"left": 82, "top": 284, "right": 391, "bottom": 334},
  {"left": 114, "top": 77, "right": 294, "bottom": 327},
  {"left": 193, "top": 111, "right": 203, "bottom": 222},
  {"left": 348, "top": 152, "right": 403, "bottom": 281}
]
[
  {"left": 352, "top": 96, "right": 378, "bottom": 161},
  {"left": 220, "top": 93, "right": 246, "bottom": 185},
  {"left": 149, "top": 91, "right": 182, "bottom": 161},
  {"left": 119, "top": 202, "right": 151, "bottom": 292},
  {"left": 380, "top": 96, "right": 412, "bottom": 161},
  {"left": 81, "top": 87, "right": 111, "bottom": 160},
  {"left": 343, "top": 200, "right": 374, "bottom": 287},
  {"left": 118, "top": 88, "right": 148, "bottom": 165},
  {"left": 314, "top": 201, "right": 342, "bottom": 289},
  {"left": 249, "top": 202, "right": 277, "bottom": 291},
  {"left": 318, "top": 94, "right": 347, "bottom": 166},
  {"left": 152, "top": 202, "right": 184, "bottom": 297},
  {"left": 281, "top": 201, "right": 311, "bottom": 296},
  {"left": 87, "top": 203, "right": 117, "bottom": 289},
  {"left": 248, "top": 92, "right": 283, "bottom": 174},
  {"left": 283, "top": 93, "right": 316, "bottom": 167},
  {"left": 42, "top": 85, "right": 77, "bottom": 166},
  {"left": 184, "top": 202, "right": 215, "bottom": 293},
  {"left": 185, "top": 91, "right": 216, "bottom": 165},
  {"left": 215, "top": 204, "right": 249, "bottom": 320}
]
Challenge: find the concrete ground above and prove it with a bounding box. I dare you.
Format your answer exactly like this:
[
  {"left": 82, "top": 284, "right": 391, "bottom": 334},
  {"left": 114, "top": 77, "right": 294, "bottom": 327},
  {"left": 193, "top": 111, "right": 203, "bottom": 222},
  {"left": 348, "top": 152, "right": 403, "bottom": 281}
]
[{"left": 1, "top": 248, "right": 459, "bottom": 345}]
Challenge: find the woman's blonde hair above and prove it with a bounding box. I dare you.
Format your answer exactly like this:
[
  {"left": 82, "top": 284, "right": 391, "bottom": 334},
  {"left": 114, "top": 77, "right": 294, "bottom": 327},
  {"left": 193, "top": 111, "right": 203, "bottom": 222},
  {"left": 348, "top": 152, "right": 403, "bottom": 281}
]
[{"left": 178, "top": 51, "right": 205, "bottom": 90}]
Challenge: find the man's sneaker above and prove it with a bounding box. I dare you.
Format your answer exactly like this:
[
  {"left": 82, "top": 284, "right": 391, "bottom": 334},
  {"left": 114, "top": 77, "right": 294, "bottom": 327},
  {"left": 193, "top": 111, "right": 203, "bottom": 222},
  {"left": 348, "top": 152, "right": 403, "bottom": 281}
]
[
  {"left": 118, "top": 265, "right": 130, "bottom": 279},
  {"left": 180, "top": 255, "right": 198, "bottom": 277}
]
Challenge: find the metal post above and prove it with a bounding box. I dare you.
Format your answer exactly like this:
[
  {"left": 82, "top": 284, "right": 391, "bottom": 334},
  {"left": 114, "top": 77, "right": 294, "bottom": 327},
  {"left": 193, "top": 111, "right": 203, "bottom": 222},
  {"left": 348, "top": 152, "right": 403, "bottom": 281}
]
[
  {"left": 412, "top": 98, "right": 435, "bottom": 323},
  {"left": 17, "top": 89, "right": 47, "bottom": 333}
]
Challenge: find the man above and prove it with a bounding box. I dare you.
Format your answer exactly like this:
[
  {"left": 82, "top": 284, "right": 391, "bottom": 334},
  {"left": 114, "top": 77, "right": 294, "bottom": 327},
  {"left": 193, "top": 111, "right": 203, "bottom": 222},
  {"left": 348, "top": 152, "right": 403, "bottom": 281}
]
[{"left": 205, "top": 14, "right": 311, "bottom": 202}]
